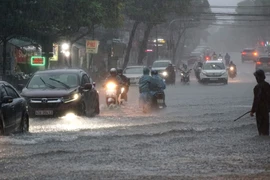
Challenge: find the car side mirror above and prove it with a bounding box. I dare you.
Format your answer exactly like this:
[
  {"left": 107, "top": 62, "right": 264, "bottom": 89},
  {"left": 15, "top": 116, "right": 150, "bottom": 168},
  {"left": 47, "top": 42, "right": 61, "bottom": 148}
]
[
  {"left": 2, "top": 96, "right": 13, "bottom": 104},
  {"left": 84, "top": 83, "right": 92, "bottom": 90}
]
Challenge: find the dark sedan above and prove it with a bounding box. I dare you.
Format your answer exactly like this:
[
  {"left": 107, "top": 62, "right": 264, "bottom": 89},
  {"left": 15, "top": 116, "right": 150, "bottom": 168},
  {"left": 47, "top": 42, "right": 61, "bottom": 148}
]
[
  {"left": 20, "top": 69, "right": 100, "bottom": 118},
  {"left": 0, "top": 81, "right": 29, "bottom": 135}
]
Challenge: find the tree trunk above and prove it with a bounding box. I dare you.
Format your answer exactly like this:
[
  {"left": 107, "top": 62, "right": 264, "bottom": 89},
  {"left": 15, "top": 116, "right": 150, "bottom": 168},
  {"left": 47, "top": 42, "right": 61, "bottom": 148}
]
[
  {"left": 172, "top": 29, "right": 186, "bottom": 64},
  {"left": 2, "top": 39, "right": 7, "bottom": 77},
  {"left": 122, "top": 21, "right": 140, "bottom": 69},
  {"left": 137, "top": 23, "right": 153, "bottom": 65}
]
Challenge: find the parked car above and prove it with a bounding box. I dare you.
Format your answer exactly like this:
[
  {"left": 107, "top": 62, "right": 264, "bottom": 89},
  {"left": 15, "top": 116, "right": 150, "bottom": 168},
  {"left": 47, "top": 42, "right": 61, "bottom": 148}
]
[
  {"left": 20, "top": 69, "right": 100, "bottom": 118},
  {"left": 0, "top": 81, "right": 29, "bottom": 135},
  {"left": 123, "top": 66, "right": 145, "bottom": 85}
]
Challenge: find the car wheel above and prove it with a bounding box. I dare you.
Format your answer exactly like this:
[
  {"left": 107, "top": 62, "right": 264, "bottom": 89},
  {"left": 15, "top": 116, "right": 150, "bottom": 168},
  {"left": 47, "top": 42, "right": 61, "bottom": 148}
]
[
  {"left": 95, "top": 99, "right": 100, "bottom": 115},
  {"left": 78, "top": 102, "right": 86, "bottom": 116},
  {"left": 20, "top": 113, "right": 29, "bottom": 133},
  {"left": 0, "top": 115, "right": 5, "bottom": 135}
]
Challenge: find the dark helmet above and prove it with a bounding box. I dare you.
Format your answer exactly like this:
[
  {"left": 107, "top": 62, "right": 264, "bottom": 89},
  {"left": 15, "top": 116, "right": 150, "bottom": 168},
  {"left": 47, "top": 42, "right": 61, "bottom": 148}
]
[
  {"left": 110, "top": 68, "right": 117, "bottom": 76},
  {"left": 143, "top": 67, "right": 150, "bottom": 75},
  {"left": 229, "top": 61, "right": 233, "bottom": 64},
  {"left": 117, "top": 68, "right": 123, "bottom": 75},
  {"left": 168, "top": 63, "right": 173, "bottom": 66},
  {"left": 254, "top": 69, "right": 265, "bottom": 80},
  {"left": 151, "top": 70, "right": 158, "bottom": 76}
]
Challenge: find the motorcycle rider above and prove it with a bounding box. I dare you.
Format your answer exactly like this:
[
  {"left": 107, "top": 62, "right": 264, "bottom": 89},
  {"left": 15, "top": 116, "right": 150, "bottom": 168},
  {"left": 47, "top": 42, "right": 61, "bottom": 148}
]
[
  {"left": 151, "top": 70, "right": 166, "bottom": 107},
  {"left": 165, "top": 63, "right": 176, "bottom": 84},
  {"left": 104, "top": 68, "right": 123, "bottom": 85},
  {"left": 229, "top": 61, "right": 237, "bottom": 73},
  {"left": 117, "top": 68, "right": 130, "bottom": 101},
  {"left": 139, "top": 67, "right": 159, "bottom": 107},
  {"left": 179, "top": 63, "right": 189, "bottom": 82},
  {"left": 225, "top": 53, "right": 230, "bottom": 65},
  {"left": 218, "top": 54, "right": 223, "bottom": 60},
  {"left": 212, "top": 52, "right": 217, "bottom": 60},
  {"left": 104, "top": 68, "right": 123, "bottom": 103},
  {"left": 194, "top": 61, "right": 203, "bottom": 80},
  {"left": 250, "top": 69, "right": 270, "bottom": 136}
]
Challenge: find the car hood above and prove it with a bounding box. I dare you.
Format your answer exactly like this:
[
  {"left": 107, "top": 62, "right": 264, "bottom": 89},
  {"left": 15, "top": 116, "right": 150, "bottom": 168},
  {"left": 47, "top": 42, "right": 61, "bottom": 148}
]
[
  {"left": 124, "top": 74, "right": 142, "bottom": 78},
  {"left": 151, "top": 67, "right": 167, "bottom": 71},
  {"left": 202, "top": 69, "right": 226, "bottom": 74},
  {"left": 21, "top": 87, "right": 78, "bottom": 98}
]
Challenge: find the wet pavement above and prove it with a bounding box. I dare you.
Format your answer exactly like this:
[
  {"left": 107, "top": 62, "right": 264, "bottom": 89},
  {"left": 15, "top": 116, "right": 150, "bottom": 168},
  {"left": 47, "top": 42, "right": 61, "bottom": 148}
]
[{"left": 0, "top": 53, "right": 270, "bottom": 179}]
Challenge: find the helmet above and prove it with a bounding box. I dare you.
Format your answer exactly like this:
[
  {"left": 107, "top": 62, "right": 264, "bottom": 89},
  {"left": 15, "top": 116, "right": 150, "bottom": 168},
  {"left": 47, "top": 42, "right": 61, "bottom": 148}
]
[
  {"left": 254, "top": 69, "right": 265, "bottom": 80},
  {"left": 110, "top": 68, "right": 117, "bottom": 76},
  {"left": 143, "top": 67, "right": 150, "bottom": 75},
  {"left": 117, "top": 68, "right": 123, "bottom": 75},
  {"left": 168, "top": 63, "right": 172, "bottom": 66},
  {"left": 151, "top": 70, "right": 158, "bottom": 76}
]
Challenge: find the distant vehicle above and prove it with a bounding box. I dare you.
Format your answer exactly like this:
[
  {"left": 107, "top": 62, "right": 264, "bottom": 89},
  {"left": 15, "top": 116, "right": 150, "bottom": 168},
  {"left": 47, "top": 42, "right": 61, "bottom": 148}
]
[
  {"left": 20, "top": 69, "right": 100, "bottom": 117},
  {"left": 199, "top": 60, "right": 228, "bottom": 84},
  {"left": 188, "top": 52, "right": 203, "bottom": 65},
  {"left": 241, "top": 48, "right": 258, "bottom": 62},
  {"left": 255, "top": 56, "right": 270, "bottom": 73},
  {"left": 123, "top": 66, "right": 145, "bottom": 85},
  {"left": 0, "top": 81, "right": 29, "bottom": 135},
  {"left": 151, "top": 60, "right": 172, "bottom": 79}
]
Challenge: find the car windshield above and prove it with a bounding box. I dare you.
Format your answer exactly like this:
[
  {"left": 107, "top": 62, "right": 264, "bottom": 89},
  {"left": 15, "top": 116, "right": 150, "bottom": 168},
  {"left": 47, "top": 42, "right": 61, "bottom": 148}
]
[
  {"left": 27, "top": 73, "right": 79, "bottom": 89},
  {"left": 203, "top": 63, "right": 225, "bottom": 70},
  {"left": 124, "top": 67, "right": 144, "bottom": 74},
  {"left": 152, "top": 62, "right": 170, "bottom": 68}
]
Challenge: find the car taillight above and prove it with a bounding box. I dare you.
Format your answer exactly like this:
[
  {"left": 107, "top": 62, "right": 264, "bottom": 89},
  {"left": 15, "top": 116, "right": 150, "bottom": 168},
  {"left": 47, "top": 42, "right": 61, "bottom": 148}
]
[
  {"left": 256, "top": 61, "right": 262, "bottom": 65},
  {"left": 206, "top": 56, "right": 210, "bottom": 60},
  {"left": 242, "top": 52, "right": 246, "bottom": 55},
  {"left": 253, "top": 52, "right": 258, "bottom": 56}
]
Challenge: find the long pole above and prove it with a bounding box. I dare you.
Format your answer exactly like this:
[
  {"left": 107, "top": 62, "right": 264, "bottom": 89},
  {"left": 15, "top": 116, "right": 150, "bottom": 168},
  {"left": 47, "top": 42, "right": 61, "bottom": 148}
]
[{"left": 233, "top": 111, "right": 251, "bottom": 122}]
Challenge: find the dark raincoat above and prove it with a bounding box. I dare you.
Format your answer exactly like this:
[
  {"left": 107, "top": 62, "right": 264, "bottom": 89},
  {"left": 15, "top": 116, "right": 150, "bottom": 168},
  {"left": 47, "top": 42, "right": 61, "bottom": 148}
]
[{"left": 251, "top": 81, "right": 270, "bottom": 136}]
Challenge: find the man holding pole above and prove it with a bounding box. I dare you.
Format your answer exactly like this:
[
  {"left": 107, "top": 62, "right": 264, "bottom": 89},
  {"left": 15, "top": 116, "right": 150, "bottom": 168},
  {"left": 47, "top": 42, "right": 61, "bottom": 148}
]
[{"left": 250, "top": 69, "right": 270, "bottom": 136}]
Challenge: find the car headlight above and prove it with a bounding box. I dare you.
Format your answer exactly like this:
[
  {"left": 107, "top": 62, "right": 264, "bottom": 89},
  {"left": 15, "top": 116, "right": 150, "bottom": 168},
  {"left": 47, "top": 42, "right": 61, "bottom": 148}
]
[
  {"left": 63, "top": 93, "right": 80, "bottom": 103},
  {"left": 106, "top": 82, "right": 117, "bottom": 89},
  {"left": 162, "top": 71, "right": 168, "bottom": 77}
]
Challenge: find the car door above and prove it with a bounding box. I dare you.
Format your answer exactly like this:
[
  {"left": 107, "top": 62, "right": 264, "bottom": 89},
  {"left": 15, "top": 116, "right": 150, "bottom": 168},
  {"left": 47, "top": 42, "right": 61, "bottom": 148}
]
[
  {"left": 0, "top": 86, "right": 16, "bottom": 128},
  {"left": 4, "top": 86, "right": 23, "bottom": 126}
]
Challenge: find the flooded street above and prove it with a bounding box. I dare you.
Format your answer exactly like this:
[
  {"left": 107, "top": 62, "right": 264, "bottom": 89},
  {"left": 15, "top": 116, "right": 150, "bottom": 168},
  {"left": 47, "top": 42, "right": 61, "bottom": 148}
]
[{"left": 0, "top": 53, "right": 270, "bottom": 179}]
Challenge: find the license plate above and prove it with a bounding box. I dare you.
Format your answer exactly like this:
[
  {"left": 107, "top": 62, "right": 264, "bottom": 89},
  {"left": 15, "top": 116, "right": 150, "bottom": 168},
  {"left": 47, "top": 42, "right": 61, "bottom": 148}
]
[
  {"left": 157, "top": 99, "right": 164, "bottom": 104},
  {"left": 210, "top": 78, "right": 218, "bottom": 81},
  {"left": 35, "top": 110, "right": 53, "bottom": 116}
]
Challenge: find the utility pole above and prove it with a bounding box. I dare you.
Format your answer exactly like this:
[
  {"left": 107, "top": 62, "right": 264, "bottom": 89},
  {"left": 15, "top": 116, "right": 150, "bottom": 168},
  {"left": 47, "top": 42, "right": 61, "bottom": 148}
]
[{"left": 155, "top": 26, "right": 159, "bottom": 60}]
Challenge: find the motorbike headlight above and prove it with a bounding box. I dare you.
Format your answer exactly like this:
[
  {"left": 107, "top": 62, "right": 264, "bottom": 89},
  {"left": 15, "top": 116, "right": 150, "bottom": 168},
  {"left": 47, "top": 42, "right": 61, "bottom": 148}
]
[
  {"left": 121, "top": 87, "right": 125, "bottom": 93},
  {"left": 162, "top": 71, "right": 168, "bottom": 77},
  {"left": 230, "top": 67, "right": 234, "bottom": 71},
  {"left": 181, "top": 73, "right": 184, "bottom": 76},
  {"left": 106, "top": 82, "right": 117, "bottom": 89}
]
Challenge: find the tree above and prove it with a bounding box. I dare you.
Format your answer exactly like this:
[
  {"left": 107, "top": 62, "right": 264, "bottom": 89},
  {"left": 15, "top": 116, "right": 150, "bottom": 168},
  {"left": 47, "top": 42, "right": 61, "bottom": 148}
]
[
  {"left": 0, "top": 0, "right": 30, "bottom": 76},
  {"left": 136, "top": 0, "right": 192, "bottom": 65}
]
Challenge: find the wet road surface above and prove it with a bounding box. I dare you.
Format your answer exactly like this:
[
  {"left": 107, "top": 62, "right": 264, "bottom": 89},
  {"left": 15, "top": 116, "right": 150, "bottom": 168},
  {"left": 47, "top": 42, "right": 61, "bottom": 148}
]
[{"left": 0, "top": 53, "right": 270, "bottom": 179}]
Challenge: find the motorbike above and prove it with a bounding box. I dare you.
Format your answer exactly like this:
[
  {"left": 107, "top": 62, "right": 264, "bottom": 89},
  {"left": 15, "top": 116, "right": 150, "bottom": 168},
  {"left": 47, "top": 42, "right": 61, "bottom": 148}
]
[
  {"left": 180, "top": 69, "right": 192, "bottom": 84},
  {"left": 139, "top": 91, "right": 166, "bottom": 113},
  {"left": 228, "top": 66, "right": 237, "bottom": 79},
  {"left": 105, "top": 82, "right": 125, "bottom": 106}
]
